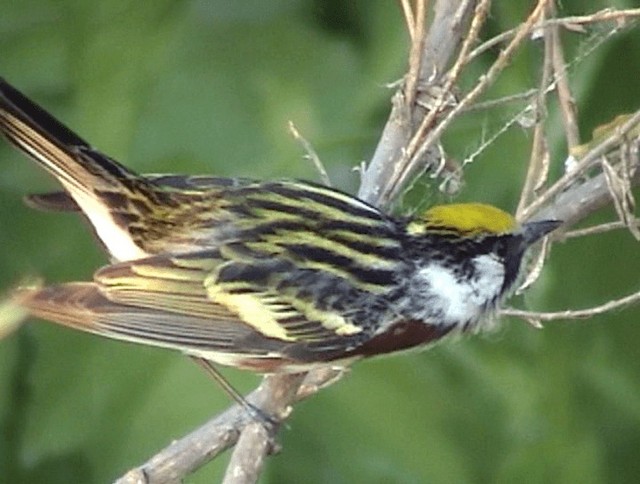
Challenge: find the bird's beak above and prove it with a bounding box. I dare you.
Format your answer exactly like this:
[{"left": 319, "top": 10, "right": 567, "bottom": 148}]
[{"left": 521, "top": 219, "right": 562, "bottom": 246}]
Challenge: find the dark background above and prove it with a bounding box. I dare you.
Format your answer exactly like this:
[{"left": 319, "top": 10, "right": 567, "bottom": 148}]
[{"left": 1, "top": 1, "right": 639, "bottom": 482}]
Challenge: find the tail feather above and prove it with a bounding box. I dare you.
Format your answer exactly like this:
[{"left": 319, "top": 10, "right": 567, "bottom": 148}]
[
  {"left": 24, "top": 191, "right": 81, "bottom": 212},
  {"left": 0, "top": 78, "right": 152, "bottom": 260},
  {"left": 13, "top": 283, "right": 106, "bottom": 334},
  {"left": 0, "top": 78, "right": 139, "bottom": 192},
  {"left": 0, "top": 79, "right": 90, "bottom": 150},
  {"left": 13, "top": 282, "right": 285, "bottom": 367}
]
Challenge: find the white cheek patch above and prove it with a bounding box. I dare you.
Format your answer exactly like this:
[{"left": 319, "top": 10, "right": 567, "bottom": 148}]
[
  {"left": 419, "top": 265, "right": 467, "bottom": 321},
  {"left": 418, "top": 254, "right": 505, "bottom": 326},
  {"left": 471, "top": 253, "right": 506, "bottom": 301}
]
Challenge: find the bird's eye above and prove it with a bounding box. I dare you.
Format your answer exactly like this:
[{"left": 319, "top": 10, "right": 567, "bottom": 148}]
[{"left": 493, "top": 238, "right": 509, "bottom": 258}]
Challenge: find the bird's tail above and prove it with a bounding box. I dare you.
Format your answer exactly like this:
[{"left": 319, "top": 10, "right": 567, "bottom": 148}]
[
  {"left": 0, "top": 78, "right": 157, "bottom": 260},
  {"left": 0, "top": 78, "right": 144, "bottom": 198}
]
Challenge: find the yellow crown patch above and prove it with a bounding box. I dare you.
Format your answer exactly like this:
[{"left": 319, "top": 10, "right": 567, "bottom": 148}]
[{"left": 408, "top": 203, "right": 517, "bottom": 236}]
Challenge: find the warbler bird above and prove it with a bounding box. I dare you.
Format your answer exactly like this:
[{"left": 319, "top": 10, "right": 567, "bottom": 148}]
[{"left": 0, "top": 78, "right": 560, "bottom": 372}]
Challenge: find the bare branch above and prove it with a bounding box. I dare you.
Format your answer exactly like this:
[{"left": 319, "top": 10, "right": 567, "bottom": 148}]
[{"left": 222, "top": 423, "right": 272, "bottom": 484}]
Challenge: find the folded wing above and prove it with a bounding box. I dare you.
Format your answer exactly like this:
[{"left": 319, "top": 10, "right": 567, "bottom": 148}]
[{"left": 17, "top": 247, "right": 380, "bottom": 371}]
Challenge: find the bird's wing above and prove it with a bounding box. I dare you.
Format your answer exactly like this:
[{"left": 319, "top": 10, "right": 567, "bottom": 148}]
[{"left": 17, "top": 247, "right": 375, "bottom": 370}]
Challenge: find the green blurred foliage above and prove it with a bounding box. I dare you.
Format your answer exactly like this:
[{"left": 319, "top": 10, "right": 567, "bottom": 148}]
[{"left": 1, "top": 1, "right": 639, "bottom": 483}]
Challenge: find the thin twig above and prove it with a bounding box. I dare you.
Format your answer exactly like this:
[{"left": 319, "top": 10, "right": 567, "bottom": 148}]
[
  {"left": 405, "top": 0, "right": 428, "bottom": 108},
  {"left": 551, "top": 12, "right": 580, "bottom": 150},
  {"left": 464, "top": 88, "right": 538, "bottom": 112},
  {"left": 288, "top": 121, "right": 331, "bottom": 186},
  {"left": 533, "top": 153, "right": 640, "bottom": 226},
  {"left": 469, "top": 8, "right": 640, "bottom": 63},
  {"left": 502, "top": 290, "right": 640, "bottom": 322},
  {"left": 424, "top": 0, "right": 549, "bottom": 150},
  {"left": 462, "top": 102, "right": 536, "bottom": 167},
  {"left": 516, "top": 2, "right": 553, "bottom": 217},
  {"left": 562, "top": 220, "right": 640, "bottom": 239},
  {"left": 399, "top": 0, "right": 417, "bottom": 40},
  {"left": 515, "top": 235, "right": 553, "bottom": 295},
  {"left": 602, "top": 151, "right": 640, "bottom": 240}
]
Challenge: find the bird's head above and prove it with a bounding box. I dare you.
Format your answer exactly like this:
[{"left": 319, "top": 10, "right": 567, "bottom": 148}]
[{"left": 406, "top": 203, "right": 562, "bottom": 294}]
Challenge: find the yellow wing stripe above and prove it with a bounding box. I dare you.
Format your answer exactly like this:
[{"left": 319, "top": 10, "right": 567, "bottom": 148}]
[{"left": 206, "top": 283, "right": 363, "bottom": 342}]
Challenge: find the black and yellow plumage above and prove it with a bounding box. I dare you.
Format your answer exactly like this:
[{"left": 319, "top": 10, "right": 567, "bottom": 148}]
[{"left": 0, "top": 78, "right": 560, "bottom": 372}]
